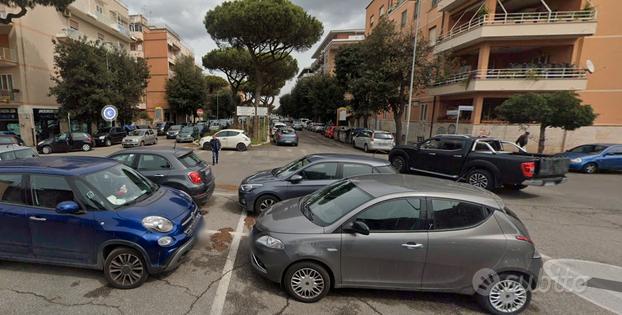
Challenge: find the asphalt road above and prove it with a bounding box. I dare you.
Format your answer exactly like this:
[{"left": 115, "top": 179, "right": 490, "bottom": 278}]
[{"left": 1, "top": 131, "right": 621, "bottom": 315}]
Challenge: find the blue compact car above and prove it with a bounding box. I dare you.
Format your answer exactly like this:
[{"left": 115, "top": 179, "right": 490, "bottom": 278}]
[
  {"left": 559, "top": 144, "right": 622, "bottom": 174},
  {"left": 0, "top": 157, "right": 202, "bottom": 289}
]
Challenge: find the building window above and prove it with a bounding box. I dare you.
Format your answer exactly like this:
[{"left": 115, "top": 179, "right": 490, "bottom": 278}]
[
  {"left": 130, "top": 43, "right": 137, "bottom": 51},
  {"left": 401, "top": 10, "right": 408, "bottom": 28},
  {"left": 69, "top": 19, "right": 79, "bottom": 31},
  {"left": 429, "top": 26, "right": 438, "bottom": 45},
  {"left": 96, "top": 4, "right": 103, "bottom": 15},
  {"left": 419, "top": 103, "right": 428, "bottom": 121},
  {"left": 432, "top": 0, "right": 440, "bottom": 8},
  {"left": 370, "top": 15, "right": 375, "bottom": 28},
  {"left": 380, "top": 5, "right": 385, "bottom": 16},
  {"left": 97, "top": 33, "right": 104, "bottom": 41}
]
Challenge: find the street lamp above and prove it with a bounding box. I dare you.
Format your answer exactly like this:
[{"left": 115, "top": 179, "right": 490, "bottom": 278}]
[{"left": 404, "top": 0, "right": 422, "bottom": 144}]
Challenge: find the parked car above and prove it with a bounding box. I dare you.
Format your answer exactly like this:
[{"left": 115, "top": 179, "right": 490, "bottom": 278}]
[
  {"left": 292, "top": 122, "right": 303, "bottom": 131},
  {"left": 353, "top": 130, "right": 395, "bottom": 153},
  {"left": 37, "top": 132, "right": 94, "bottom": 154},
  {"left": 122, "top": 129, "right": 158, "bottom": 148},
  {"left": 0, "top": 146, "right": 38, "bottom": 161},
  {"left": 166, "top": 125, "right": 183, "bottom": 139},
  {"left": 0, "top": 131, "right": 24, "bottom": 146},
  {"left": 0, "top": 156, "right": 202, "bottom": 289},
  {"left": 176, "top": 126, "right": 200, "bottom": 143},
  {"left": 389, "top": 135, "right": 570, "bottom": 190},
  {"left": 238, "top": 154, "right": 396, "bottom": 213},
  {"left": 271, "top": 122, "right": 287, "bottom": 136},
  {"left": 109, "top": 148, "right": 215, "bottom": 205},
  {"left": 0, "top": 135, "right": 21, "bottom": 146},
  {"left": 199, "top": 129, "right": 251, "bottom": 152},
  {"left": 274, "top": 128, "right": 298, "bottom": 146},
  {"left": 250, "top": 174, "right": 541, "bottom": 314},
  {"left": 95, "top": 127, "right": 127, "bottom": 147},
  {"left": 155, "top": 121, "right": 174, "bottom": 136},
  {"left": 558, "top": 143, "right": 622, "bottom": 173}
]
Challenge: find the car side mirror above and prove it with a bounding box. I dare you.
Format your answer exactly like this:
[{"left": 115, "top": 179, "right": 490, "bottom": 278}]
[
  {"left": 343, "top": 220, "right": 370, "bottom": 235},
  {"left": 56, "top": 201, "right": 81, "bottom": 214},
  {"left": 289, "top": 174, "right": 303, "bottom": 184}
]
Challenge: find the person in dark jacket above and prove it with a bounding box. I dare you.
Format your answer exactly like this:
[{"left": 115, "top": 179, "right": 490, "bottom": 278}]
[
  {"left": 209, "top": 137, "right": 222, "bottom": 165},
  {"left": 516, "top": 131, "right": 530, "bottom": 149}
]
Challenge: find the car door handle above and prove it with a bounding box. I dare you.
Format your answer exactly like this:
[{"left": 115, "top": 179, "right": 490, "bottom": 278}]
[
  {"left": 153, "top": 174, "right": 165, "bottom": 177},
  {"left": 29, "top": 216, "right": 47, "bottom": 222},
  {"left": 428, "top": 152, "right": 437, "bottom": 156},
  {"left": 401, "top": 243, "right": 424, "bottom": 249},
  {"left": 453, "top": 155, "right": 463, "bottom": 158}
]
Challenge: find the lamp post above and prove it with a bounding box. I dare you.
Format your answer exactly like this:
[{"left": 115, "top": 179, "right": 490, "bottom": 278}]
[{"left": 405, "top": 0, "right": 422, "bottom": 144}]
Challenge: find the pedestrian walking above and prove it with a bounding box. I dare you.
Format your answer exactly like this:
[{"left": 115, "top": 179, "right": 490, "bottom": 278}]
[
  {"left": 516, "top": 131, "right": 530, "bottom": 149},
  {"left": 209, "top": 137, "right": 222, "bottom": 165}
]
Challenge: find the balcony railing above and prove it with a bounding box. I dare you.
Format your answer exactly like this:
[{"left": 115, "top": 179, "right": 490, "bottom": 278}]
[
  {"left": 432, "top": 67, "right": 588, "bottom": 87},
  {"left": 0, "top": 47, "right": 17, "bottom": 63},
  {"left": 438, "top": 10, "right": 597, "bottom": 44},
  {"left": 69, "top": 2, "right": 131, "bottom": 38},
  {"left": 0, "top": 89, "right": 14, "bottom": 102},
  {"left": 55, "top": 28, "right": 82, "bottom": 41}
]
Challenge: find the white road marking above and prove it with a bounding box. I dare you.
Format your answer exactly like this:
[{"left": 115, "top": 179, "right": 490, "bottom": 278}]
[
  {"left": 209, "top": 209, "right": 247, "bottom": 315},
  {"left": 199, "top": 230, "right": 249, "bottom": 238},
  {"left": 213, "top": 191, "right": 237, "bottom": 197}
]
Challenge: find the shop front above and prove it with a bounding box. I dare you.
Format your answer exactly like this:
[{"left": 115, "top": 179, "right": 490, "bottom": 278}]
[
  {"left": 33, "top": 108, "right": 60, "bottom": 143},
  {"left": 0, "top": 108, "right": 20, "bottom": 135}
]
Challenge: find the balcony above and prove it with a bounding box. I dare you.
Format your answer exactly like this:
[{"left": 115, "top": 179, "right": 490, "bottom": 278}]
[
  {"left": 0, "top": 89, "right": 14, "bottom": 103},
  {"left": 434, "top": 10, "right": 597, "bottom": 53},
  {"left": 55, "top": 28, "right": 82, "bottom": 41},
  {"left": 437, "top": 0, "right": 465, "bottom": 11},
  {"left": 68, "top": 3, "right": 131, "bottom": 40},
  {"left": 0, "top": 47, "right": 17, "bottom": 66},
  {"left": 429, "top": 67, "right": 588, "bottom": 96}
]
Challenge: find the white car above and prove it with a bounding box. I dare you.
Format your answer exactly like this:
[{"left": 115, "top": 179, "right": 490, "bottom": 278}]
[
  {"left": 353, "top": 130, "right": 395, "bottom": 153},
  {"left": 199, "top": 129, "right": 251, "bottom": 152}
]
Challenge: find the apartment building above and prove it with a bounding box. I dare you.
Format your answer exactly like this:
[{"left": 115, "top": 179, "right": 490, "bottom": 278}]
[
  {"left": 0, "top": 0, "right": 133, "bottom": 146},
  {"left": 301, "top": 29, "right": 366, "bottom": 78},
  {"left": 365, "top": 0, "right": 622, "bottom": 152},
  {"left": 129, "top": 15, "right": 193, "bottom": 123}
]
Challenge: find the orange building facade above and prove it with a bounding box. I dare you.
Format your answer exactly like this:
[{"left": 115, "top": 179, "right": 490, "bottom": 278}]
[{"left": 365, "top": 0, "right": 622, "bottom": 152}]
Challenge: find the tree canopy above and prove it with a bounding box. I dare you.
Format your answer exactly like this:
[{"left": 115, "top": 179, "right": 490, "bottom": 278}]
[
  {"left": 0, "top": 0, "right": 74, "bottom": 24},
  {"left": 280, "top": 75, "right": 344, "bottom": 122},
  {"left": 166, "top": 55, "right": 208, "bottom": 120},
  {"left": 497, "top": 91, "right": 597, "bottom": 153},
  {"left": 50, "top": 38, "right": 149, "bottom": 130},
  {"left": 203, "top": 47, "right": 252, "bottom": 104}
]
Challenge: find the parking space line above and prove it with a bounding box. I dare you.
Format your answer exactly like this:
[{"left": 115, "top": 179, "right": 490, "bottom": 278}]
[{"left": 209, "top": 210, "right": 247, "bottom": 315}]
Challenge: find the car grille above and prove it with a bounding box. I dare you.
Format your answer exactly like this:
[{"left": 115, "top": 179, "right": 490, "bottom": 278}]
[{"left": 182, "top": 205, "right": 201, "bottom": 235}]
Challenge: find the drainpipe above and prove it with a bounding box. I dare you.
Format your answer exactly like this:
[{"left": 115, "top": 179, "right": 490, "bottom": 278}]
[{"left": 429, "top": 96, "right": 437, "bottom": 138}]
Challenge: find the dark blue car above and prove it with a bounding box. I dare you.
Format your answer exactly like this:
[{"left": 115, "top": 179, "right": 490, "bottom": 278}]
[
  {"left": 559, "top": 144, "right": 622, "bottom": 174},
  {"left": 0, "top": 157, "right": 202, "bottom": 289}
]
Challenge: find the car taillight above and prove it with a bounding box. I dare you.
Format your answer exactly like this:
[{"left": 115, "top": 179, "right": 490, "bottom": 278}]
[
  {"left": 188, "top": 171, "right": 202, "bottom": 184},
  {"left": 521, "top": 161, "right": 535, "bottom": 178},
  {"left": 515, "top": 235, "right": 533, "bottom": 244}
]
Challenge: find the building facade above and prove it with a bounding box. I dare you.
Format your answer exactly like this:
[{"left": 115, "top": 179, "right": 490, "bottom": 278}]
[
  {"left": 300, "top": 29, "right": 365, "bottom": 78},
  {"left": 129, "top": 15, "right": 193, "bottom": 123},
  {"left": 0, "top": 0, "right": 133, "bottom": 146},
  {"left": 365, "top": 0, "right": 621, "bottom": 153}
]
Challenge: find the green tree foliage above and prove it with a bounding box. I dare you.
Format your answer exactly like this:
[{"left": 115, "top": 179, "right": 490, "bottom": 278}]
[
  {"left": 207, "top": 90, "right": 235, "bottom": 119},
  {"left": 282, "top": 75, "right": 344, "bottom": 122},
  {"left": 497, "top": 91, "right": 597, "bottom": 153},
  {"left": 166, "top": 55, "right": 208, "bottom": 120},
  {"left": 205, "top": 75, "right": 228, "bottom": 94},
  {"left": 242, "top": 55, "right": 298, "bottom": 108},
  {"left": 0, "top": 0, "right": 74, "bottom": 24},
  {"left": 50, "top": 39, "right": 149, "bottom": 130},
  {"left": 203, "top": 47, "right": 252, "bottom": 104}
]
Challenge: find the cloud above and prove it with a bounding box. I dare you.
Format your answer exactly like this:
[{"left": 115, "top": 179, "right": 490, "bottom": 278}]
[{"left": 125, "top": 0, "right": 366, "bottom": 104}]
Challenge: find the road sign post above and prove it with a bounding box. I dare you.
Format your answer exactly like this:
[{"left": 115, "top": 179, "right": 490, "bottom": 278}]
[{"left": 101, "top": 105, "right": 118, "bottom": 126}]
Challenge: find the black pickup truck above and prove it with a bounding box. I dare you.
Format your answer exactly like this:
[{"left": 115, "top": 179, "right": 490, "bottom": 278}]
[{"left": 388, "top": 135, "right": 570, "bottom": 190}]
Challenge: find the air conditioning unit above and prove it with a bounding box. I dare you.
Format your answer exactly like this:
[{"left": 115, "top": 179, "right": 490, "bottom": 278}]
[{"left": 63, "top": 9, "right": 72, "bottom": 18}]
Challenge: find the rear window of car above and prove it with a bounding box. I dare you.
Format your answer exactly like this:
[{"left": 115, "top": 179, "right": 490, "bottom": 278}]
[
  {"left": 280, "top": 129, "right": 295, "bottom": 134},
  {"left": 179, "top": 152, "right": 204, "bottom": 168},
  {"left": 72, "top": 133, "right": 89, "bottom": 140},
  {"left": 374, "top": 132, "right": 393, "bottom": 140},
  {"left": 0, "top": 137, "right": 17, "bottom": 145}
]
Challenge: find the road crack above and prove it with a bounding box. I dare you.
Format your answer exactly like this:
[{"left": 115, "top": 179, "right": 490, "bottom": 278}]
[
  {"left": 275, "top": 296, "right": 290, "bottom": 315},
  {"left": 4, "top": 289, "right": 123, "bottom": 314},
  {"left": 183, "top": 262, "right": 250, "bottom": 315},
  {"left": 356, "top": 297, "right": 383, "bottom": 315},
  {"left": 155, "top": 277, "right": 199, "bottom": 298}
]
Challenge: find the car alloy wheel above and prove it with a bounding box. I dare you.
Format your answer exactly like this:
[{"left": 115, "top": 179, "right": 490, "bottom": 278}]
[
  {"left": 42, "top": 146, "right": 52, "bottom": 154},
  {"left": 285, "top": 262, "right": 331, "bottom": 303},
  {"left": 488, "top": 279, "right": 528, "bottom": 313},
  {"left": 258, "top": 198, "right": 276, "bottom": 211},
  {"left": 364, "top": 144, "right": 369, "bottom": 153},
  {"left": 583, "top": 163, "right": 597, "bottom": 174},
  {"left": 140, "top": 141, "right": 145, "bottom": 146},
  {"left": 467, "top": 169, "right": 493, "bottom": 190},
  {"left": 105, "top": 139, "right": 112, "bottom": 146},
  {"left": 391, "top": 156, "right": 407, "bottom": 173},
  {"left": 104, "top": 248, "right": 148, "bottom": 289},
  {"left": 82, "top": 144, "right": 91, "bottom": 152},
  {"left": 237, "top": 143, "right": 247, "bottom": 152}
]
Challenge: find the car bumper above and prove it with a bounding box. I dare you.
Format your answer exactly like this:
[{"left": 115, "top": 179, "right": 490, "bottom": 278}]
[
  {"left": 249, "top": 227, "right": 288, "bottom": 283},
  {"left": 568, "top": 163, "right": 584, "bottom": 171},
  {"left": 95, "top": 139, "right": 108, "bottom": 146},
  {"left": 238, "top": 189, "right": 257, "bottom": 212},
  {"left": 176, "top": 138, "right": 194, "bottom": 143},
  {"left": 153, "top": 213, "right": 204, "bottom": 273},
  {"left": 166, "top": 134, "right": 178, "bottom": 139},
  {"left": 276, "top": 139, "right": 298, "bottom": 145},
  {"left": 528, "top": 255, "right": 544, "bottom": 289},
  {"left": 523, "top": 176, "right": 567, "bottom": 187},
  {"left": 122, "top": 143, "right": 140, "bottom": 147},
  {"left": 189, "top": 180, "right": 215, "bottom": 205}
]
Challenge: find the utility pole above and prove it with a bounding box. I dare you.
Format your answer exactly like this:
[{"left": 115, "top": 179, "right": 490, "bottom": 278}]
[{"left": 405, "top": 0, "right": 422, "bottom": 144}]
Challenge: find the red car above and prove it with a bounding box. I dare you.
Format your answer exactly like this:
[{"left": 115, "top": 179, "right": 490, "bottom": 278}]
[{"left": 325, "top": 126, "right": 336, "bottom": 138}]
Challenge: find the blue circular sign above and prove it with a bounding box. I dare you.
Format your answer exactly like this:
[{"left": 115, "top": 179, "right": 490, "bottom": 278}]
[{"left": 101, "top": 105, "right": 118, "bottom": 122}]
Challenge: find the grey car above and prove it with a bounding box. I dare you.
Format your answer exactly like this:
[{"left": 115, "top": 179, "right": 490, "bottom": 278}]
[
  {"left": 239, "top": 154, "right": 396, "bottom": 213},
  {"left": 250, "top": 174, "right": 542, "bottom": 314},
  {"left": 122, "top": 129, "right": 158, "bottom": 148},
  {"left": 109, "top": 148, "right": 215, "bottom": 205},
  {"left": 274, "top": 128, "right": 298, "bottom": 146}
]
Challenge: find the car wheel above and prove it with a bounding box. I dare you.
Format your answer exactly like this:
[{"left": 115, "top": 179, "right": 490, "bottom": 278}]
[
  {"left": 140, "top": 141, "right": 145, "bottom": 147},
  {"left": 582, "top": 163, "right": 598, "bottom": 174},
  {"left": 105, "top": 139, "right": 112, "bottom": 147},
  {"left": 236, "top": 143, "right": 247, "bottom": 152},
  {"left": 41, "top": 146, "right": 52, "bottom": 155},
  {"left": 82, "top": 144, "right": 91, "bottom": 152},
  {"left": 476, "top": 273, "right": 531, "bottom": 315},
  {"left": 284, "top": 261, "right": 331, "bottom": 303},
  {"left": 390, "top": 156, "right": 408, "bottom": 173},
  {"left": 202, "top": 142, "right": 211, "bottom": 151},
  {"left": 364, "top": 144, "right": 369, "bottom": 153},
  {"left": 154, "top": 138, "right": 158, "bottom": 145},
  {"left": 467, "top": 169, "right": 495, "bottom": 190},
  {"left": 104, "top": 247, "right": 148, "bottom": 289},
  {"left": 254, "top": 195, "right": 279, "bottom": 213}
]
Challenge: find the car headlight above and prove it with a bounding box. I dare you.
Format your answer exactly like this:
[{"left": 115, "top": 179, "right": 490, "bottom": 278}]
[
  {"left": 571, "top": 158, "right": 582, "bottom": 163},
  {"left": 256, "top": 235, "right": 284, "bottom": 249},
  {"left": 99, "top": 136, "right": 106, "bottom": 140},
  {"left": 142, "top": 216, "right": 173, "bottom": 233},
  {"left": 240, "top": 184, "right": 263, "bottom": 192}
]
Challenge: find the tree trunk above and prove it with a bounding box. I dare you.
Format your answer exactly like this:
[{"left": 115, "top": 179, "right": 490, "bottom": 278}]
[
  {"left": 253, "top": 69, "right": 263, "bottom": 142},
  {"left": 363, "top": 115, "right": 368, "bottom": 129},
  {"left": 394, "top": 113, "right": 403, "bottom": 145},
  {"left": 538, "top": 124, "right": 546, "bottom": 153}
]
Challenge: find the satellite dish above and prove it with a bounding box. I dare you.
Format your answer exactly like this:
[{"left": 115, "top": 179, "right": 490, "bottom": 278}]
[{"left": 586, "top": 60, "right": 595, "bottom": 74}]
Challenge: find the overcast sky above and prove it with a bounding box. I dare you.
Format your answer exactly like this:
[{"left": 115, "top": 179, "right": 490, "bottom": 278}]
[{"left": 126, "top": 0, "right": 366, "bottom": 106}]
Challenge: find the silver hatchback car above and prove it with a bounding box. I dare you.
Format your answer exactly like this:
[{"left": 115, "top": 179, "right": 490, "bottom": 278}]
[{"left": 250, "top": 174, "right": 542, "bottom": 314}]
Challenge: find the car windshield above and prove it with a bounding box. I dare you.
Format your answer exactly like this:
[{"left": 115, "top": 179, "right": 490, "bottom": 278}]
[
  {"left": 273, "top": 157, "right": 310, "bottom": 177},
  {"left": 170, "top": 125, "right": 182, "bottom": 131},
  {"left": 569, "top": 145, "right": 608, "bottom": 154},
  {"left": 0, "top": 137, "right": 17, "bottom": 145},
  {"left": 181, "top": 127, "right": 194, "bottom": 133},
  {"left": 130, "top": 130, "right": 146, "bottom": 136},
  {"left": 302, "top": 180, "right": 373, "bottom": 227},
  {"left": 179, "top": 152, "right": 204, "bottom": 167},
  {"left": 81, "top": 164, "right": 157, "bottom": 209},
  {"left": 280, "top": 129, "right": 295, "bottom": 134},
  {"left": 374, "top": 132, "right": 393, "bottom": 140}
]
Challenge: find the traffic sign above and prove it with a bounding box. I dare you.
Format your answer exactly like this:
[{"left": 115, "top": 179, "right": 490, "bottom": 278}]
[
  {"left": 197, "top": 108, "right": 204, "bottom": 117},
  {"left": 101, "top": 105, "right": 118, "bottom": 122}
]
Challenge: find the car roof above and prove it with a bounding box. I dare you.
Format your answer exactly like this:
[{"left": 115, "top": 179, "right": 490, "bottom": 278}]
[
  {"left": 305, "top": 153, "right": 390, "bottom": 166},
  {"left": 110, "top": 147, "right": 193, "bottom": 158},
  {"left": 0, "top": 156, "right": 117, "bottom": 176},
  {"left": 350, "top": 174, "right": 504, "bottom": 209},
  {"left": 0, "top": 145, "right": 31, "bottom": 153},
  {"left": 218, "top": 129, "right": 244, "bottom": 132}
]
